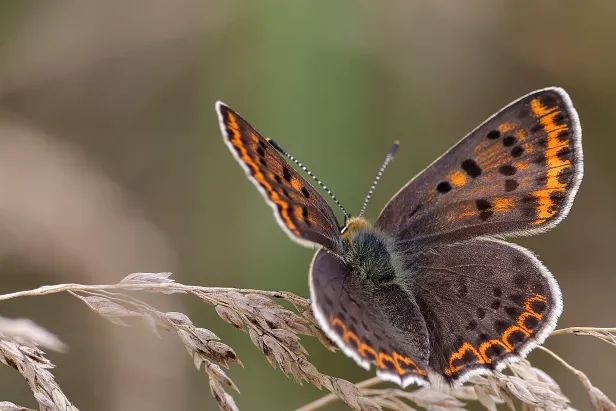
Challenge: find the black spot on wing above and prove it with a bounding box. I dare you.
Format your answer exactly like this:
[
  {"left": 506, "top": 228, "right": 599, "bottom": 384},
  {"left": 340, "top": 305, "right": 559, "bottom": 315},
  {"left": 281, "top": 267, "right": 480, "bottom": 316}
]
[
  {"left": 511, "top": 146, "right": 524, "bottom": 158},
  {"left": 461, "top": 159, "right": 482, "bottom": 178},
  {"left": 437, "top": 181, "right": 452, "bottom": 193},
  {"left": 522, "top": 316, "right": 539, "bottom": 331},
  {"left": 508, "top": 330, "right": 526, "bottom": 345},
  {"left": 487, "top": 130, "right": 500, "bottom": 140},
  {"left": 531, "top": 299, "right": 547, "bottom": 314},
  {"left": 505, "top": 179, "right": 519, "bottom": 192},
  {"left": 503, "top": 136, "right": 516, "bottom": 147},
  {"left": 283, "top": 166, "right": 292, "bottom": 182},
  {"left": 476, "top": 199, "right": 491, "bottom": 211},
  {"left": 499, "top": 165, "right": 516, "bottom": 176}
]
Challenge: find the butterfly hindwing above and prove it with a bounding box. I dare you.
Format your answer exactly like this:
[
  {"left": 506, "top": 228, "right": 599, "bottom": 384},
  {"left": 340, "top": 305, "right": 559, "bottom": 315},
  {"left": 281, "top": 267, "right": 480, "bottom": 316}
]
[
  {"left": 310, "top": 249, "right": 431, "bottom": 387},
  {"left": 217, "top": 102, "right": 342, "bottom": 251},
  {"left": 408, "top": 238, "right": 561, "bottom": 385},
  {"left": 377, "top": 87, "right": 582, "bottom": 247}
]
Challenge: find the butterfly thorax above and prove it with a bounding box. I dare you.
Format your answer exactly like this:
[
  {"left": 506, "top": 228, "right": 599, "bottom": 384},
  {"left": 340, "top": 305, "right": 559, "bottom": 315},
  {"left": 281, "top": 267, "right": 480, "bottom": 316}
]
[{"left": 341, "top": 217, "right": 399, "bottom": 287}]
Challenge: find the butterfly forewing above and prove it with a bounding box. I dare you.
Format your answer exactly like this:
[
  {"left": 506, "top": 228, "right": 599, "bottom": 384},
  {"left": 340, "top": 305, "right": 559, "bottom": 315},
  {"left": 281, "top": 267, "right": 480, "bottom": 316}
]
[
  {"left": 408, "top": 238, "right": 561, "bottom": 384},
  {"left": 217, "top": 102, "right": 342, "bottom": 251},
  {"left": 377, "top": 88, "right": 582, "bottom": 247}
]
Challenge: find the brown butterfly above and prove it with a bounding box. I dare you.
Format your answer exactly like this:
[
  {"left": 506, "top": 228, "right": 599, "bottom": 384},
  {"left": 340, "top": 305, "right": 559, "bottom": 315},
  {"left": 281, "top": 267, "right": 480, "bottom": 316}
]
[{"left": 216, "top": 87, "right": 582, "bottom": 386}]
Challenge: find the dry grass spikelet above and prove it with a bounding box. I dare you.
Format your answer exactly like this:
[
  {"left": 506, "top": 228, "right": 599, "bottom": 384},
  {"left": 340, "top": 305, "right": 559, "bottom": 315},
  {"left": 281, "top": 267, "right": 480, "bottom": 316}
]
[
  {"left": 0, "top": 317, "right": 76, "bottom": 411},
  {"left": 0, "top": 272, "right": 614, "bottom": 411}
]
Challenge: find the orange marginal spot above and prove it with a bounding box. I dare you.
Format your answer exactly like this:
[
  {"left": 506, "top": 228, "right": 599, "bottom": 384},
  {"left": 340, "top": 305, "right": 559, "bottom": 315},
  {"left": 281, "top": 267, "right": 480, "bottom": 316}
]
[
  {"left": 501, "top": 325, "right": 530, "bottom": 349},
  {"left": 344, "top": 330, "right": 361, "bottom": 348},
  {"left": 447, "top": 292, "right": 549, "bottom": 373},
  {"left": 498, "top": 122, "right": 517, "bottom": 133},
  {"left": 530, "top": 184, "right": 569, "bottom": 224},
  {"left": 525, "top": 294, "right": 547, "bottom": 312},
  {"left": 540, "top": 112, "right": 568, "bottom": 136},
  {"left": 518, "top": 311, "right": 542, "bottom": 330},
  {"left": 530, "top": 98, "right": 558, "bottom": 117},
  {"left": 377, "top": 353, "right": 396, "bottom": 369},
  {"left": 493, "top": 198, "right": 515, "bottom": 212},
  {"left": 329, "top": 314, "right": 426, "bottom": 376},
  {"left": 529, "top": 98, "right": 571, "bottom": 225},
  {"left": 530, "top": 194, "right": 552, "bottom": 225},
  {"left": 360, "top": 344, "right": 377, "bottom": 360},
  {"left": 393, "top": 352, "right": 427, "bottom": 376},
  {"left": 445, "top": 342, "right": 484, "bottom": 375},
  {"left": 226, "top": 112, "right": 300, "bottom": 235},
  {"left": 330, "top": 315, "right": 345, "bottom": 331},
  {"left": 479, "top": 339, "right": 511, "bottom": 363},
  {"left": 505, "top": 293, "right": 547, "bottom": 346},
  {"left": 519, "top": 294, "right": 546, "bottom": 328},
  {"left": 448, "top": 169, "right": 468, "bottom": 187}
]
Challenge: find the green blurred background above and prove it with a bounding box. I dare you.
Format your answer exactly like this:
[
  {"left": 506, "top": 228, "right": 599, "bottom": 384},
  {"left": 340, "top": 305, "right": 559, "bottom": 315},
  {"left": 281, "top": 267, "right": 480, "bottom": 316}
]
[{"left": 0, "top": 2, "right": 614, "bottom": 410}]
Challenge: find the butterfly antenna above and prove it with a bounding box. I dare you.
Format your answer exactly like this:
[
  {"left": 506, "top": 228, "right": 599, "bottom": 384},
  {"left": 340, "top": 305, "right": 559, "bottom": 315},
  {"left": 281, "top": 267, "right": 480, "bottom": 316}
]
[
  {"left": 358, "top": 141, "right": 400, "bottom": 218},
  {"left": 266, "top": 138, "right": 351, "bottom": 221}
]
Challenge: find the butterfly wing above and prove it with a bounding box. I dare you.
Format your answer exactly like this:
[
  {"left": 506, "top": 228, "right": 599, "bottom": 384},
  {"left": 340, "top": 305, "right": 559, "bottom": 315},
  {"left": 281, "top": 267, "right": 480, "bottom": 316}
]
[
  {"left": 217, "top": 102, "right": 342, "bottom": 251},
  {"left": 310, "top": 248, "right": 431, "bottom": 387},
  {"left": 376, "top": 88, "right": 582, "bottom": 247},
  {"left": 407, "top": 238, "right": 561, "bottom": 385}
]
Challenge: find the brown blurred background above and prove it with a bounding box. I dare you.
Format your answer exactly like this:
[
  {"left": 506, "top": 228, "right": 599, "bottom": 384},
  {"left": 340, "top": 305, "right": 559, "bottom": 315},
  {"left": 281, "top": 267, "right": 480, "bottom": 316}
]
[{"left": 0, "top": 1, "right": 614, "bottom": 410}]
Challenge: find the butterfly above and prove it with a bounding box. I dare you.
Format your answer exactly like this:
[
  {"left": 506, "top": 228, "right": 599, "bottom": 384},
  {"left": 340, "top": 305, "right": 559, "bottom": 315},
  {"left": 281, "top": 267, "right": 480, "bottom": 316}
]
[{"left": 216, "top": 87, "right": 582, "bottom": 387}]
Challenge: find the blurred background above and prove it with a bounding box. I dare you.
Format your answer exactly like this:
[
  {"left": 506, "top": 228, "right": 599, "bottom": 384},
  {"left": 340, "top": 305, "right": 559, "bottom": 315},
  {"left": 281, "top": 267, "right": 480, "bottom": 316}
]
[{"left": 0, "top": 1, "right": 614, "bottom": 410}]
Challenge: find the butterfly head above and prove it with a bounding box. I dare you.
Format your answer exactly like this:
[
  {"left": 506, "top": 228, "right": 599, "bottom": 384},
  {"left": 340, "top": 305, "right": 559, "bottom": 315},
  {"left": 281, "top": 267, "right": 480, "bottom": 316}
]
[{"left": 340, "top": 216, "right": 371, "bottom": 239}]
